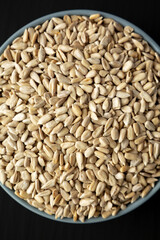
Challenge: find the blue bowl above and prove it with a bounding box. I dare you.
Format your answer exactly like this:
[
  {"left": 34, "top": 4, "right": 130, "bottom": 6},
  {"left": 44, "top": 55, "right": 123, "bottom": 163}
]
[{"left": 0, "top": 9, "right": 160, "bottom": 224}]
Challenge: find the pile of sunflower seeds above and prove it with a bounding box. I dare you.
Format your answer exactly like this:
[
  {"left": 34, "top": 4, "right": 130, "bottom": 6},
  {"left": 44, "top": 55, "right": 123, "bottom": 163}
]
[{"left": 0, "top": 13, "right": 160, "bottom": 222}]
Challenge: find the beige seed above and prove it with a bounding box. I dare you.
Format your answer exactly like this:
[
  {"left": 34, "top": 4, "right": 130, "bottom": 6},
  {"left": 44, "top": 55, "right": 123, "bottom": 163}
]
[
  {"left": 75, "top": 126, "right": 84, "bottom": 138},
  {"left": 43, "top": 145, "right": 53, "bottom": 158},
  {"left": 118, "top": 36, "right": 130, "bottom": 43},
  {"left": 154, "top": 142, "right": 160, "bottom": 159},
  {"left": 94, "top": 151, "right": 107, "bottom": 160},
  {"left": 133, "top": 72, "right": 147, "bottom": 82},
  {"left": 152, "top": 132, "right": 160, "bottom": 138},
  {"left": 58, "top": 44, "right": 72, "bottom": 52},
  {"left": 11, "top": 42, "right": 27, "bottom": 50},
  {"left": 96, "top": 147, "right": 109, "bottom": 154},
  {"left": 145, "top": 121, "right": 156, "bottom": 131},
  {"left": 92, "top": 126, "right": 103, "bottom": 138},
  {"left": 98, "top": 169, "right": 107, "bottom": 182},
  {"left": 72, "top": 104, "right": 82, "bottom": 116},
  {"left": 62, "top": 181, "right": 72, "bottom": 192},
  {"left": 116, "top": 82, "right": 127, "bottom": 91},
  {"left": 73, "top": 49, "right": 84, "bottom": 60},
  {"left": 79, "top": 198, "right": 94, "bottom": 207},
  {"left": 26, "top": 59, "right": 38, "bottom": 68},
  {"left": 55, "top": 106, "right": 67, "bottom": 116},
  {"left": 80, "top": 85, "right": 93, "bottom": 93},
  {"left": 41, "top": 179, "right": 56, "bottom": 189},
  {"left": 111, "top": 127, "right": 119, "bottom": 140},
  {"left": 56, "top": 73, "right": 70, "bottom": 84},
  {"left": 122, "top": 60, "right": 134, "bottom": 72},
  {"left": 133, "top": 102, "right": 140, "bottom": 114},
  {"left": 115, "top": 172, "right": 124, "bottom": 180},
  {"left": 102, "top": 211, "right": 112, "bottom": 219},
  {"left": 140, "top": 91, "right": 152, "bottom": 103},
  {"left": 134, "top": 136, "right": 146, "bottom": 144},
  {"left": 75, "top": 141, "right": 88, "bottom": 151},
  {"left": 119, "top": 128, "right": 127, "bottom": 143},
  {"left": 38, "top": 46, "right": 45, "bottom": 62},
  {"left": 127, "top": 125, "right": 135, "bottom": 140},
  {"left": 0, "top": 170, "right": 6, "bottom": 184},
  {"left": 84, "top": 146, "right": 95, "bottom": 158},
  {"left": 13, "top": 113, "right": 25, "bottom": 121},
  {"left": 132, "top": 183, "right": 143, "bottom": 192},
  {"left": 60, "top": 189, "right": 70, "bottom": 201},
  {"left": 118, "top": 152, "right": 126, "bottom": 166},
  {"left": 102, "top": 98, "right": 110, "bottom": 111},
  {"left": 58, "top": 128, "right": 69, "bottom": 137},
  {"left": 123, "top": 113, "right": 131, "bottom": 127},
  {"left": 76, "top": 152, "right": 84, "bottom": 171},
  {"left": 81, "top": 130, "right": 91, "bottom": 141},
  {"left": 105, "top": 118, "right": 114, "bottom": 131},
  {"left": 133, "top": 114, "right": 146, "bottom": 123},
  {"left": 96, "top": 182, "right": 106, "bottom": 196},
  {"left": 21, "top": 51, "right": 30, "bottom": 63},
  {"left": 89, "top": 101, "right": 96, "bottom": 112},
  {"left": 61, "top": 142, "right": 74, "bottom": 149},
  {"left": 121, "top": 106, "right": 132, "bottom": 113},
  {"left": 125, "top": 152, "right": 138, "bottom": 161},
  {"left": 120, "top": 165, "right": 129, "bottom": 173},
  {"left": 132, "top": 39, "right": 144, "bottom": 51},
  {"left": 89, "top": 13, "right": 100, "bottom": 19},
  {"left": 133, "top": 122, "right": 140, "bottom": 136},
  {"left": 112, "top": 97, "right": 121, "bottom": 110},
  {"left": 51, "top": 123, "right": 63, "bottom": 135},
  {"left": 141, "top": 185, "right": 152, "bottom": 198},
  {"left": 38, "top": 114, "right": 52, "bottom": 125},
  {"left": 116, "top": 91, "right": 130, "bottom": 98},
  {"left": 81, "top": 115, "right": 90, "bottom": 127},
  {"left": 88, "top": 206, "right": 96, "bottom": 219},
  {"left": 64, "top": 115, "right": 73, "bottom": 127}
]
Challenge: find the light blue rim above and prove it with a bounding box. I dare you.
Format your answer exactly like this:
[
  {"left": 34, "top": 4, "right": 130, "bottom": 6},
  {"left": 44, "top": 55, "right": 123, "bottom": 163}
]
[{"left": 0, "top": 9, "right": 160, "bottom": 224}]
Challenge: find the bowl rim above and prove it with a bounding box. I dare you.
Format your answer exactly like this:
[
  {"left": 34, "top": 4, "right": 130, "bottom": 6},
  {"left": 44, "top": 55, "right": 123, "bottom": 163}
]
[{"left": 0, "top": 9, "right": 160, "bottom": 224}]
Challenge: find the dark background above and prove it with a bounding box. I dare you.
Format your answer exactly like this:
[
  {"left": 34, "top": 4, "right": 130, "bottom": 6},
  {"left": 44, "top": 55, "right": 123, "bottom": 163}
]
[{"left": 0, "top": 0, "right": 160, "bottom": 239}]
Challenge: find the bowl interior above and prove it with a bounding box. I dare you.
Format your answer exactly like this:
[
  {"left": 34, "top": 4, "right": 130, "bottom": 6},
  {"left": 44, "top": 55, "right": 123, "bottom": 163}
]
[{"left": 0, "top": 9, "right": 160, "bottom": 224}]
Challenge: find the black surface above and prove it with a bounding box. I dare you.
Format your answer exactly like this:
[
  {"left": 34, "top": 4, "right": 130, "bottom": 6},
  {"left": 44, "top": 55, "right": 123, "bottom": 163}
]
[{"left": 0, "top": 0, "right": 160, "bottom": 240}]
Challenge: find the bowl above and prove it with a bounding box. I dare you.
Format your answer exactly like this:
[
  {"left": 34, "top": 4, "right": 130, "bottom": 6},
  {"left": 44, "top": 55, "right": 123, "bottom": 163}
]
[{"left": 0, "top": 9, "right": 160, "bottom": 224}]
